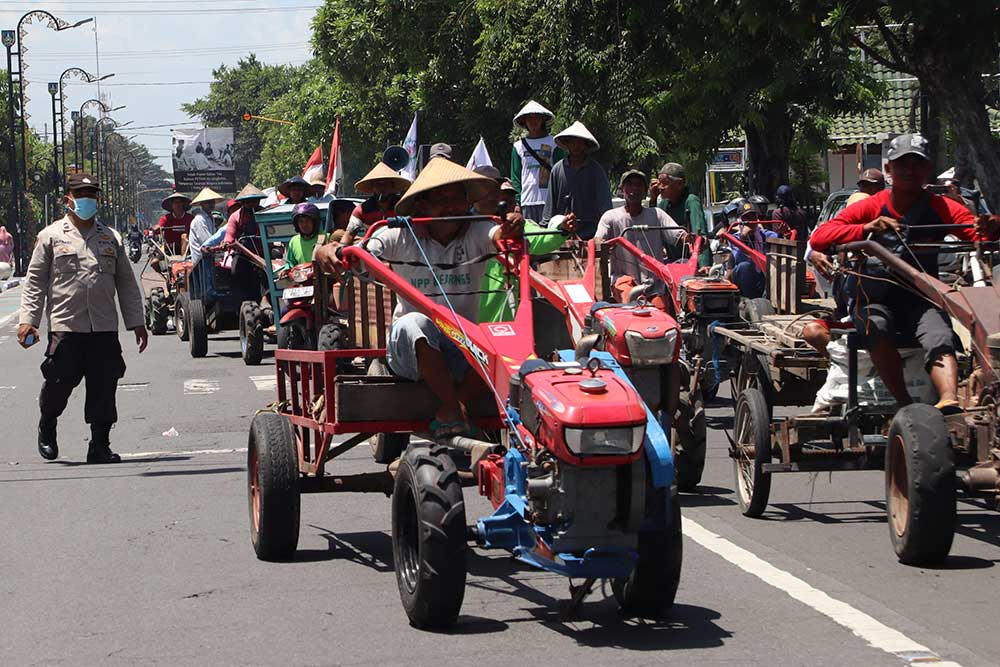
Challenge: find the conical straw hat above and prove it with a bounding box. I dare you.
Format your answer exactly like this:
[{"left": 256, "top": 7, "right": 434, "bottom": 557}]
[
  {"left": 191, "top": 187, "right": 224, "bottom": 205},
  {"left": 354, "top": 162, "right": 412, "bottom": 195},
  {"left": 513, "top": 100, "right": 554, "bottom": 127},
  {"left": 234, "top": 183, "right": 267, "bottom": 201},
  {"left": 554, "top": 121, "right": 600, "bottom": 152},
  {"left": 161, "top": 191, "right": 192, "bottom": 211},
  {"left": 394, "top": 158, "right": 498, "bottom": 216}
]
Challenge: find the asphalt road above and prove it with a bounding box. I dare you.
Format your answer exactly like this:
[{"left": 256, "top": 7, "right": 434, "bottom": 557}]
[{"left": 0, "top": 259, "right": 997, "bottom": 666}]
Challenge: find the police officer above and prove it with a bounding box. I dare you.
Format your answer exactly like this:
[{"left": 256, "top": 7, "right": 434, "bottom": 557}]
[{"left": 17, "top": 173, "right": 148, "bottom": 463}]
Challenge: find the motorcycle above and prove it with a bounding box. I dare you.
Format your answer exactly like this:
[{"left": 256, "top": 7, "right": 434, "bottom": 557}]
[{"left": 128, "top": 237, "right": 142, "bottom": 263}]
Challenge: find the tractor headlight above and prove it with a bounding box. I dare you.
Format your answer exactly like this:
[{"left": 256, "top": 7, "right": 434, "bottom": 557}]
[
  {"left": 624, "top": 328, "right": 678, "bottom": 365},
  {"left": 564, "top": 425, "right": 644, "bottom": 455}
]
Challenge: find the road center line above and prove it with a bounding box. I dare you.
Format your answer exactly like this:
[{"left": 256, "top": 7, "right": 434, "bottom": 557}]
[
  {"left": 184, "top": 379, "right": 220, "bottom": 395},
  {"left": 250, "top": 374, "right": 277, "bottom": 391},
  {"left": 120, "top": 447, "right": 247, "bottom": 459},
  {"left": 683, "top": 517, "right": 961, "bottom": 667}
]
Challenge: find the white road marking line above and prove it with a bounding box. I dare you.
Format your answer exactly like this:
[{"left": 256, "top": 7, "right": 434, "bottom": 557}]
[
  {"left": 0, "top": 312, "right": 17, "bottom": 330},
  {"left": 119, "top": 382, "right": 150, "bottom": 392},
  {"left": 250, "top": 374, "right": 277, "bottom": 392},
  {"left": 183, "top": 379, "right": 219, "bottom": 395},
  {"left": 120, "top": 447, "right": 247, "bottom": 459},
  {"left": 683, "top": 518, "right": 961, "bottom": 667},
  {"left": 0, "top": 385, "right": 15, "bottom": 398}
]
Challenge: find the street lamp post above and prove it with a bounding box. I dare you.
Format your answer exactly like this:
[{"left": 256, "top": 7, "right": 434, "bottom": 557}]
[
  {"left": 75, "top": 99, "right": 112, "bottom": 176},
  {"left": 58, "top": 67, "right": 113, "bottom": 184},
  {"left": 2, "top": 29, "right": 22, "bottom": 275},
  {"left": 95, "top": 118, "right": 131, "bottom": 219},
  {"left": 70, "top": 110, "right": 80, "bottom": 172},
  {"left": 47, "top": 82, "right": 60, "bottom": 191}
]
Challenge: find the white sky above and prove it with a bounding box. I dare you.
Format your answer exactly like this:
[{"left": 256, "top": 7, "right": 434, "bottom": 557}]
[{"left": 3, "top": 1, "right": 316, "bottom": 175}]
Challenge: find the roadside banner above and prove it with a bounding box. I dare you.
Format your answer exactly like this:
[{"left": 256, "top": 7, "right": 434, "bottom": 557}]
[
  {"left": 465, "top": 136, "right": 493, "bottom": 170},
  {"left": 171, "top": 127, "right": 236, "bottom": 192},
  {"left": 400, "top": 113, "right": 418, "bottom": 180},
  {"left": 324, "top": 116, "right": 343, "bottom": 197}
]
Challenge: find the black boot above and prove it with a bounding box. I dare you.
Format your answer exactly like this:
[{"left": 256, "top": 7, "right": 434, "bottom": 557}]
[
  {"left": 86, "top": 423, "right": 121, "bottom": 464},
  {"left": 38, "top": 420, "right": 59, "bottom": 461}
]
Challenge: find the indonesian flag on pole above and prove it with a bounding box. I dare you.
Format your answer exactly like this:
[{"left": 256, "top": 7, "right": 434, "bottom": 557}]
[
  {"left": 465, "top": 136, "right": 492, "bottom": 170},
  {"left": 302, "top": 145, "right": 325, "bottom": 183},
  {"left": 400, "top": 112, "right": 418, "bottom": 181},
  {"left": 324, "top": 116, "right": 343, "bottom": 197}
]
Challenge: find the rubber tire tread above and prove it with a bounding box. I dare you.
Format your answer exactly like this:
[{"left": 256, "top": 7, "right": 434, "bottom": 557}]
[
  {"left": 248, "top": 412, "right": 300, "bottom": 561},
  {"left": 175, "top": 292, "right": 190, "bottom": 341},
  {"left": 614, "top": 485, "right": 682, "bottom": 617},
  {"left": 743, "top": 297, "right": 775, "bottom": 323},
  {"left": 672, "top": 388, "right": 707, "bottom": 493},
  {"left": 241, "top": 301, "right": 264, "bottom": 366},
  {"left": 368, "top": 358, "right": 409, "bottom": 463},
  {"left": 392, "top": 445, "right": 467, "bottom": 629},
  {"left": 317, "top": 323, "right": 343, "bottom": 351},
  {"left": 188, "top": 298, "right": 208, "bottom": 358},
  {"left": 148, "top": 288, "right": 168, "bottom": 335},
  {"left": 735, "top": 388, "right": 772, "bottom": 518},
  {"left": 886, "top": 403, "right": 956, "bottom": 565}
]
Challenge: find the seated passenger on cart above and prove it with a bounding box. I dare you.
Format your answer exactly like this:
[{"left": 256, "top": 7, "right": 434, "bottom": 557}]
[
  {"left": 809, "top": 133, "right": 1000, "bottom": 412},
  {"left": 594, "top": 169, "right": 687, "bottom": 313},
  {"left": 317, "top": 158, "right": 523, "bottom": 438},
  {"left": 156, "top": 192, "right": 194, "bottom": 257},
  {"left": 340, "top": 162, "right": 412, "bottom": 246},
  {"left": 726, "top": 200, "right": 777, "bottom": 298}
]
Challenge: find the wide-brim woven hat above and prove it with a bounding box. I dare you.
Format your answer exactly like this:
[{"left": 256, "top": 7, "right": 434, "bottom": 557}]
[
  {"left": 554, "top": 121, "right": 600, "bottom": 153},
  {"left": 161, "top": 192, "right": 192, "bottom": 212},
  {"left": 234, "top": 184, "right": 267, "bottom": 201},
  {"left": 308, "top": 174, "right": 327, "bottom": 187},
  {"left": 394, "top": 157, "right": 498, "bottom": 216},
  {"left": 278, "top": 175, "right": 312, "bottom": 197},
  {"left": 191, "top": 187, "right": 224, "bottom": 206},
  {"left": 354, "top": 162, "right": 412, "bottom": 195},
  {"left": 513, "top": 100, "right": 555, "bottom": 127}
]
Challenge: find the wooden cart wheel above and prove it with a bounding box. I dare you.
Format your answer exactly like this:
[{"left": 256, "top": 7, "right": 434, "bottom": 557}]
[
  {"left": 732, "top": 388, "right": 772, "bottom": 517},
  {"left": 175, "top": 292, "right": 189, "bottom": 341},
  {"left": 886, "top": 404, "right": 955, "bottom": 565},
  {"left": 247, "top": 412, "right": 300, "bottom": 561}
]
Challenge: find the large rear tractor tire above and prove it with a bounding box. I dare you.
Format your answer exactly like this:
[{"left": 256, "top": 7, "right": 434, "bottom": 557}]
[
  {"left": 391, "top": 445, "right": 467, "bottom": 629},
  {"left": 240, "top": 301, "right": 264, "bottom": 366},
  {"left": 368, "top": 358, "right": 409, "bottom": 463},
  {"left": 671, "top": 386, "right": 707, "bottom": 493},
  {"left": 733, "top": 388, "right": 773, "bottom": 517},
  {"left": 741, "top": 297, "right": 775, "bottom": 323},
  {"left": 886, "top": 403, "right": 956, "bottom": 565},
  {"left": 188, "top": 298, "right": 208, "bottom": 358},
  {"left": 614, "top": 484, "right": 682, "bottom": 617},
  {"left": 147, "top": 288, "right": 169, "bottom": 335},
  {"left": 247, "top": 412, "right": 300, "bottom": 561}
]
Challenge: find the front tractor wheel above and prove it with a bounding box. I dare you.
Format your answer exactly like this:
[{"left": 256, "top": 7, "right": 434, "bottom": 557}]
[
  {"left": 247, "top": 412, "right": 300, "bottom": 561},
  {"left": 886, "top": 403, "right": 956, "bottom": 565},
  {"left": 614, "top": 484, "right": 682, "bottom": 617},
  {"left": 671, "top": 386, "right": 707, "bottom": 493},
  {"left": 391, "top": 445, "right": 467, "bottom": 629}
]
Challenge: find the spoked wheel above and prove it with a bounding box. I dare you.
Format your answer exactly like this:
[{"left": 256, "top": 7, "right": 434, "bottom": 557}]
[
  {"left": 391, "top": 445, "right": 467, "bottom": 629},
  {"left": 732, "top": 388, "right": 772, "bottom": 517},
  {"left": 368, "top": 358, "right": 409, "bottom": 463},
  {"left": 240, "top": 301, "right": 264, "bottom": 365},
  {"left": 885, "top": 403, "right": 956, "bottom": 565},
  {"left": 732, "top": 351, "right": 771, "bottom": 410},
  {"left": 614, "top": 482, "right": 682, "bottom": 617},
  {"left": 175, "top": 293, "right": 189, "bottom": 341},
  {"left": 247, "top": 412, "right": 300, "bottom": 561},
  {"left": 188, "top": 298, "right": 208, "bottom": 358}
]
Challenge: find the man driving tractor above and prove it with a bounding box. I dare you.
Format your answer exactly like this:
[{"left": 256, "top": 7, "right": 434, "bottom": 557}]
[
  {"left": 317, "top": 158, "right": 523, "bottom": 439},
  {"left": 809, "top": 133, "right": 1000, "bottom": 412}
]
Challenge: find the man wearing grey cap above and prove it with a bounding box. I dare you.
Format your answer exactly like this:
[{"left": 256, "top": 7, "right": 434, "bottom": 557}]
[
  {"left": 651, "top": 162, "right": 711, "bottom": 269},
  {"left": 811, "top": 133, "right": 1000, "bottom": 412}
]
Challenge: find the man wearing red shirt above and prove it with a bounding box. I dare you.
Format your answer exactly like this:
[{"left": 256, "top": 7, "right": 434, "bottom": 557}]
[
  {"left": 810, "top": 133, "right": 999, "bottom": 411},
  {"left": 156, "top": 192, "right": 194, "bottom": 255}
]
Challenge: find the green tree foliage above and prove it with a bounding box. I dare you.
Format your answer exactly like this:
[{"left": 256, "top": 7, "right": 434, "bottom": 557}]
[{"left": 182, "top": 55, "right": 303, "bottom": 187}]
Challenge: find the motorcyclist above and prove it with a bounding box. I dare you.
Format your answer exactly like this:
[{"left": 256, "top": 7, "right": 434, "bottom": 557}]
[
  {"left": 809, "top": 133, "right": 1000, "bottom": 411},
  {"left": 281, "top": 203, "right": 323, "bottom": 275},
  {"left": 726, "top": 200, "right": 777, "bottom": 298}
]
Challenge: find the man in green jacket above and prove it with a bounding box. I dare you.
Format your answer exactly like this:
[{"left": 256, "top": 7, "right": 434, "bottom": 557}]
[
  {"left": 474, "top": 168, "right": 573, "bottom": 322},
  {"left": 652, "top": 162, "right": 711, "bottom": 269}
]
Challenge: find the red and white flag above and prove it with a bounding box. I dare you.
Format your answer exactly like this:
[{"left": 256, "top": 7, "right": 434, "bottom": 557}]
[
  {"left": 302, "top": 145, "right": 324, "bottom": 183},
  {"left": 324, "top": 116, "right": 343, "bottom": 197}
]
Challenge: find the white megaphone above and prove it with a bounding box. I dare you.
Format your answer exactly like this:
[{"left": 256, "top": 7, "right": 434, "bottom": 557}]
[{"left": 382, "top": 145, "right": 410, "bottom": 172}]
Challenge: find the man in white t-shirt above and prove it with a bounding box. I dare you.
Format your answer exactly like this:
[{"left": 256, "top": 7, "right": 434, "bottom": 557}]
[
  {"left": 510, "top": 100, "right": 566, "bottom": 224},
  {"left": 595, "top": 169, "right": 687, "bottom": 312},
  {"left": 323, "top": 158, "right": 523, "bottom": 438}
]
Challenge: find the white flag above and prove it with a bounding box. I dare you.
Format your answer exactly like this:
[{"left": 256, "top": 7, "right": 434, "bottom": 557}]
[
  {"left": 324, "top": 117, "right": 343, "bottom": 197},
  {"left": 400, "top": 113, "right": 418, "bottom": 180},
  {"left": 465, "top": 137, "right": 493, "bottom": 170}
]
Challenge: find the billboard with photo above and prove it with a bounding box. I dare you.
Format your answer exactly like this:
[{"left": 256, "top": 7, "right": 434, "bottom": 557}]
[{"left": 171, "top": 127, "right": 236, "bottom": 192}]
